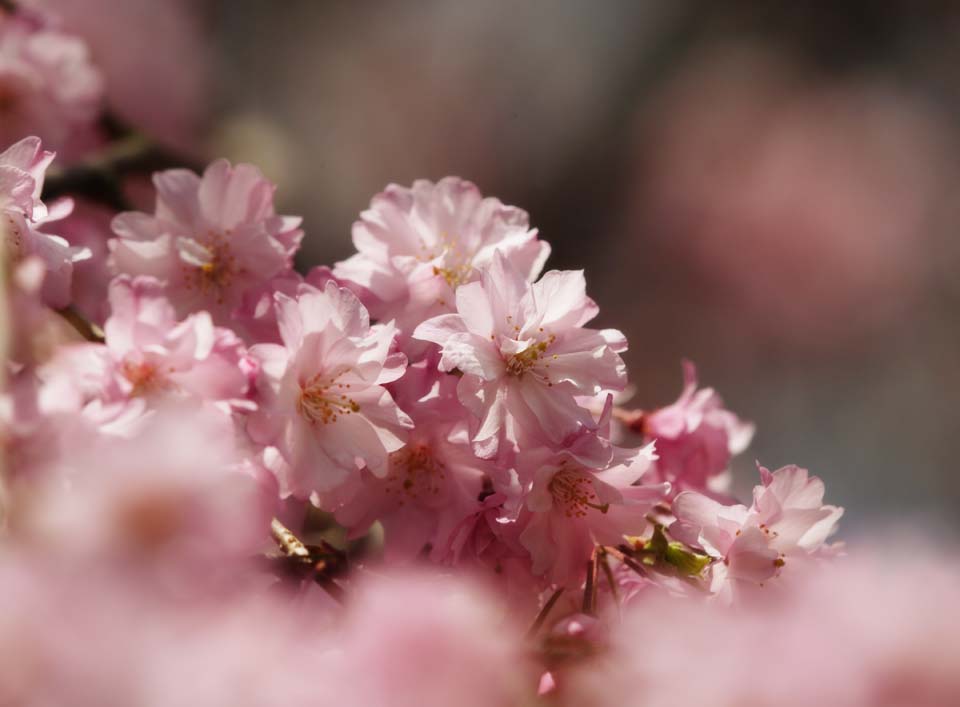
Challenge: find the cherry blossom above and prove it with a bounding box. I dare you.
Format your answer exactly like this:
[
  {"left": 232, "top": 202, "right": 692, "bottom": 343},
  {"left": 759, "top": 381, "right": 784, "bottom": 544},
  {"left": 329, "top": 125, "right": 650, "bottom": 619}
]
[
  {"left": 38, "top": 275, "right": 257, "bottom": 434},
  {"left": 670, "top": 463, "right": 843, "bottom": 602},
  {"left": 326, "top": 363, "right": 494, "bottom": 561},
  {"left": 109, "top": 158, "right": 303, "bottom": 325},
  {"left": 518, "top": 444, "right": 667, "bottom": 586},
  {"left": 414, "top": 251, "right": 627, "bottom": 460},
  {"left": 1, "top": 136, "right": 89, "bottom": 307},
  {"left": 334, "top": 177, "right": 549, "bottom": 340},
  {"left": 641, "top": 360, "right": 754, "bottom": 497},
  {"left": 0, "top": 13, "right": 104, "bottom": 154},
  {"left": 247, "top": 281, "right": 412, "bottom": 494}
]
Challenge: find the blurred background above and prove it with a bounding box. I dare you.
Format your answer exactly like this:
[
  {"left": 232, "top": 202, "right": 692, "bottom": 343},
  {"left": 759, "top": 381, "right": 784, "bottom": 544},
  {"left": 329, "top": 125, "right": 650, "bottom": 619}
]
[{"left": 35, "top": 0, "right": 960, "bottom": 534}]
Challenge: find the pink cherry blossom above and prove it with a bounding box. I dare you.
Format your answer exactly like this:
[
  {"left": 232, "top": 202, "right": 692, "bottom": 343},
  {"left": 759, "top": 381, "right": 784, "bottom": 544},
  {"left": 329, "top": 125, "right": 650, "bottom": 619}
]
[
  {"left": 109, "top": 159, "right": 303, "bottom": 324},
  {"left": 12, "top": 404, "right": 275, "bottom": 579},
  {"left": 330, "top": 572, "right": 533, "bottom": 707},
  {"left": 38, "top": 275, "right": 257, "bottom": 433},
  {"left": 414, "top": 251, "right": 627, "bottom": 460},
  {"left": 48, "top": 198, "right": 114, "bottom": 324},
  {"left": 1, "top": 136, "right": 89, "bottom": 307},
  {"left": 334, "top": 177, "right": 550, "bottom": 340},
  {"left": 0, "top": 13, "right": 104, "bottom": 155},
  {"left": 641, "top": 361, "right": 754, "bottom": 497},
  {"left": 519, "top": 444, "right": 667, "bottom": 586},
  {"left": 441, "top": 490, "right": 546, "bottom": 615},
  {"left": 670, "top": 463, "right": 843, "bottom": 602},
  {"left": 326, "top": 362, "right": 494, "bottom": 562},
  {"left": 247, "top": 281, "right": 413, "bottom": 494},
  {"left": 564, "top": 545, "right": 960, "bottom": 707}
]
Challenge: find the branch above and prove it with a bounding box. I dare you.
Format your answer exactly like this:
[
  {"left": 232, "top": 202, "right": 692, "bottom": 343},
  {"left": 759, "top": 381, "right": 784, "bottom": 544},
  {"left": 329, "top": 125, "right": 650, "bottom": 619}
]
[
  {"left": 598, "top": 548, "right": 619, "bottom": 605},
  {"left": 56, "top": 307, "right": 105, "bottom": 343},
  {"left": 269, "top": 518, "right": 346, "bottom": 604},
  {"left": 582, "top": 547, "right": 600, "bottom": 616},
  {"left": 42, "top": 131, "right": 203, "bottom": 212},
  {"left": 527, "top": 587, "right": 564, "bottom": 638}
]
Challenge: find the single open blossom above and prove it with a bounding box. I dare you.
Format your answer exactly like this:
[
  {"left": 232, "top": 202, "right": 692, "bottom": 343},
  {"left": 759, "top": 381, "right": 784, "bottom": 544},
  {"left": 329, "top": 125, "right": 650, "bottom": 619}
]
[
  {"left": 247, "top": 281, "right": 413, "bottom": 494},
  {"left": 1, "top": 136, "right": 89, "bottom": 307},
  {"left": 334, "top": 177, "right": 550, "bottom": 340},
  {"left": 519, "top": 444, "right": 667, "bottom": 586},
  {"left": 109, "top": 159, "right": 303, "bottom": 325},
  {"left": 670, "top": 464, "right": 843, "bottom": 602},
  {"left": 641, "top": 361, "right": 754, "bottom": 497},
  {"left": 0, "top": 14, "right": 104, "bottom": 154},
  {"left": 327, "top": 363, "right": 494, "bottom": 561},
  {"left": 39, "top": 275, "right": 257, "bottom": 434},
  {"left": 414, "top": 252, "right": 627, "bottom": 460}
]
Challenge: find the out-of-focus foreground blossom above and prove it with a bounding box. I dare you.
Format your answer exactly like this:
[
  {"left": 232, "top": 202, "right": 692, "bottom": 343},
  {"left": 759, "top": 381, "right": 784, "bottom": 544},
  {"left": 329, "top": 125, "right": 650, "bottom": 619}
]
[{"left": 561, "top": 545, "right": 960, "bottom": 706}]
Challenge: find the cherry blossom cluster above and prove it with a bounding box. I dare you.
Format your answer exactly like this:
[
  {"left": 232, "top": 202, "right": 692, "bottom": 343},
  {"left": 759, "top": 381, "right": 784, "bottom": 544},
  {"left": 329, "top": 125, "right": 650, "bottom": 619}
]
[{"left": 4, "top": 5, "right": 953, "bottom": 706}]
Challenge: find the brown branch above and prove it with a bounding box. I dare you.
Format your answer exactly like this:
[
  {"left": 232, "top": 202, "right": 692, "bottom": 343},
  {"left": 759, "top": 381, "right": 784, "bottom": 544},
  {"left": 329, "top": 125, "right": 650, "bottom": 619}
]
[
  {"left": 56, "top": 307, "right": 105, "bottom": 343},
  {"left": 598, "top": 548, "right": 619, "bottom": 605},
  {"left": 602, "top": 544, "right": 650, "bottom": 578},
  {"left": 582, "top": 547, "right": 600, "bottom": 616},
  {"left": 527, "top": 587, "right": 564, "bottom": 638},
  {"left": 42, "top": 131, "right": 203, "bottom": 212}
]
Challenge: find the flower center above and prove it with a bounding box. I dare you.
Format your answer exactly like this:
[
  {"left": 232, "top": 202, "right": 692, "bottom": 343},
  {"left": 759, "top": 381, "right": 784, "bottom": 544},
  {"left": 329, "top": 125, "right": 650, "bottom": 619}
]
[
  {"left": 182, "top": 232, "right": 237, "bottom": 304},
  {"left": 505, "top": 333, "right": 556, "bottom": 380},
  {"left": 420, "top": 233, "right": 474, "bottom": 289},
  {"left": 120, "top": 360, "right": 171, "bottom": 397},
  {"left": 297, "top": 373, "right": 359, "bottom": 425},
  {"left": 548, "top": 467, "right": 609, "bottom": 519},
  {"left": 384, "top": 444, "right": 446, "bottom": 504}
]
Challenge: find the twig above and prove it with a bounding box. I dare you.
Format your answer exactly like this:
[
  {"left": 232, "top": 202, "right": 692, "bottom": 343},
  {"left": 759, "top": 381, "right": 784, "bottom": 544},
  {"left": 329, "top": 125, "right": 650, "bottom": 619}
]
[
  {"left": 56, "top": 307, "right": 105, "bottom": 343},
  {"left": 270, "top": 518, "right": 346, "bottom": 604},
  {"left": 598, "top": 548, "right": 619, "bottom": 605},
  {"left": 0, "top": 0, "right": 17, "bottom": 15},
  {"left": 42, "top": 132, "right": 202, "bottom": 212},
  {"left": 582, "top": 547, "right": 600, "bottom": 616},
  {"left": 527, "top": 587, "right": 564, "bottom": 638},
  {"left": 602, "top": 544, "right": 650, "bottom": 578}
]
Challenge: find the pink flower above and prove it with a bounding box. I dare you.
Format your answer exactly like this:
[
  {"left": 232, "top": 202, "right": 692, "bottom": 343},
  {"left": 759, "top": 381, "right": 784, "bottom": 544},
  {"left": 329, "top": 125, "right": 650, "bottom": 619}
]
[
  {"left": 334, "top": 177, "right": 550, "bottom": 342},
  {"left": 1, "top": 136, "right": 89, "bottom": 307},
  {"left": 670, "top": 463, "right": 842, "bottom": 602},
  {"left": 331, "top": 572, "right": 533, "bottom": 707},
  {"left": 13, "top": 404, "right": 275, "bottom": 578},
  {"left": 39, "top": 275, "right": 257, "bottom": 431},
  {"left": 642, "top": 361, "right": 754, "bottom": 497},
  {"left": 414, "top": 252, "right": 627, "bottom": 459},
  {"left": 326, "top": 362, "right": 494, "bottom": 562},
  {"left": 0, "top": 14, "right": 104, "bottom": 155},
  {"left": 518, "top": 444, "right": 667, "bottom": 586},
  {"left": 247, "top": 281, "right": 413, "bottom": 494},
  {"left": 109, "top": 159, "right": 303, "bottom": 324},
  {"left": 47, "top": 198, "right": 114, "bottom": 324},
  {"left": 565, "top": 544, "right": 960, "bottom": 707}
]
